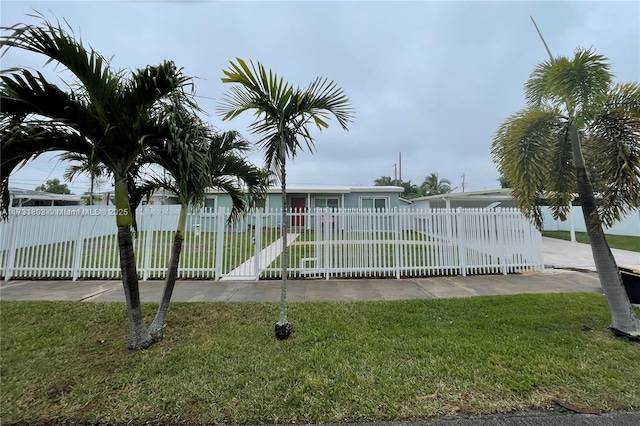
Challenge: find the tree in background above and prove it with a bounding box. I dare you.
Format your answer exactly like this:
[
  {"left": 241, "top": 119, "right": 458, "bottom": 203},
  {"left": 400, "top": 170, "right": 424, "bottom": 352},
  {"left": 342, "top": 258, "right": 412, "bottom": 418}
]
[
  {"left": 498, "top": 175, "right": 511, "bottom": 189},
  {"left": 420, "top": 173, "right": 452, "bottom": 196},
  {"left": 373, "top": 175, "right": 420, "bottom": 199},
  {"left": 218, "top": 58, "right": 354, "bottom": 340},
  {"left": 34, "top": 178, "right": 72, "bottom": 194},
  {"left": 373, "top": 175, "right": 400, "bottom": 186},
  {"left": 374, "top": 173, "right": 453, "bottom": 198},
  {"left": 63, "top": 152, "right": 109, "bottom": 205},
  {"left": 491, "top": 46, "right": 640, "bottom": 339}
]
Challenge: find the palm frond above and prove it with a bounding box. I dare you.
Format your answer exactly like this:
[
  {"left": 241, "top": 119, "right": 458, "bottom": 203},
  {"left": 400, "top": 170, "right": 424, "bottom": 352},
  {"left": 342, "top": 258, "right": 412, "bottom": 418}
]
[
  {"left": 587, "top": 82, "right": 640, "bottom": 226},
  {"left": 1, "top": 121, "right": 92, "bottom": 218},
  {"left": 219, "top": 58, "right": 354, "bottom": 175},
  {"left": 491, "top": 106, "right": 564, "bottom": 228},
  {"left": 1, "top": 12, "right": 119, "bottom": 114},
  {"left": 544, "top": 127, "right": 575, "bottom": 220},
  {"left": 525, "top": 48, "right": 612, "bottom": 125}
]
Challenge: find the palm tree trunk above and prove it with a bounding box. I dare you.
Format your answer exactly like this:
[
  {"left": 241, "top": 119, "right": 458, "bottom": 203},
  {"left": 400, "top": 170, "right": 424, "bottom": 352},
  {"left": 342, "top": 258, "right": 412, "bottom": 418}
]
[
  {"left": 569, "top": 125, "right": 640, "bottom": 338},
  {"left": 114, "top": 179, "right": 153, "bottom": 349},
  {"left": 275, "top": 156, "right": 292, "bottom": 339},
  {"left": 149, "top": 204, "right": 187, "bottom": 342},
  {"left": 89, "top": 176, "right": 94, "bottom": 206}
]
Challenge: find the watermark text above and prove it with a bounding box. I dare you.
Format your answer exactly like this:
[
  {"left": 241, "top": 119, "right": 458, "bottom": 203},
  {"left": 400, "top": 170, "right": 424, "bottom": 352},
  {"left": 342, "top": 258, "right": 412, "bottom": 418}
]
[{"left": 13, "top": 208, "right": 127, "bottom": 217}]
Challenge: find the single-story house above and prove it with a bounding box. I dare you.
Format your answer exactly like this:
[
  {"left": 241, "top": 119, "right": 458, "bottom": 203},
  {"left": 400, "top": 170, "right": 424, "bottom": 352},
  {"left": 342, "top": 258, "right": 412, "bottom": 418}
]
[
  {"left": 146, "top": 185, "right": 408, "bottom": 211},
  {"left": 143, "top": 185, "right": 408, "bottom": 231}
]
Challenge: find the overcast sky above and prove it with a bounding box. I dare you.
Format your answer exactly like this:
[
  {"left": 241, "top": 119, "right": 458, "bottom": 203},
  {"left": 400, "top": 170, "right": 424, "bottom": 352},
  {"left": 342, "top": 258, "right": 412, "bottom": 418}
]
[{"left": 2, "top": 0, "right": 639, "bottom": 194}]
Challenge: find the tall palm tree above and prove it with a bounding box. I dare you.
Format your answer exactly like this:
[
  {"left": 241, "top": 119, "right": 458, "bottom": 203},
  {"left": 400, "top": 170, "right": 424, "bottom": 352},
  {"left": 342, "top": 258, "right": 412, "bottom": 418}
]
[
  {"left": 1, "top": 15, "right": 196, "bottom": 349},
  {"left": 420, "top": 173, "right": 452, "bottom": 196},
  {"left": 491, "top": 47, "right": 640, "bottom": 339},
  {"left": 218, "top": 58, "right": 354, "bottom": 339}
]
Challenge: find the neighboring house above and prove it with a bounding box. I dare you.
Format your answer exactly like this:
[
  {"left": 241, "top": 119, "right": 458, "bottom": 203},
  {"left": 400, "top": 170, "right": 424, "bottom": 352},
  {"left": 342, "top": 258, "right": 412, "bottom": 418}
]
[
  {"left": 8, "top": 187, "right": 83, "bottom": 207},
  {"left": 411, "top": 188, "right": 638, "bottom": 237},
  {"left": 411, "top": 189, "right": 516, "bottom": 210}
]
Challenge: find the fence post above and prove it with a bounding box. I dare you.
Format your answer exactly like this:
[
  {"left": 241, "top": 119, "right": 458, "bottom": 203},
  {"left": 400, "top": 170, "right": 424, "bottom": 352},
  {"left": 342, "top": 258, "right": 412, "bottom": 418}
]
[
  {"left": 394, "top": 207, "right": 401, "bottom": 279},
  {"left": 456, "top": 208, "right": 467, "bottom": 277},
  {"left": 141, "top": 207, "right": 154, "bottom": 281},
  {"left": 253, "top": 209, "right": 262, "bottom": 280},
  {"left": 71, "top": 212, "right": 85, "bottom": 281},
  {"left": 214, "top": 207, "right": 225, "bottom": 280},
  {"left": 3, "top": 211, "right": 19, "bottom": 280},
  {"left": 495, "top": 208, "right": 508, "bottom": 275},
  {"left": 324, "top": 208, "right": 331, "bottom": 280}
]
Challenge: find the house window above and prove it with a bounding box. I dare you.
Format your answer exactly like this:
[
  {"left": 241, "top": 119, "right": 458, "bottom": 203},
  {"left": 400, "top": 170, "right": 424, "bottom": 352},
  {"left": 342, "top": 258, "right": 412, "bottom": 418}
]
[
  {"left": 360, "top": 197, "right": 388, "bottom": 210},
  {"left": 314, "top": 198, "right": 339, "bottom": 211},
  {"left": 204, "top": 196, "right": 217, "bottom": 210}
]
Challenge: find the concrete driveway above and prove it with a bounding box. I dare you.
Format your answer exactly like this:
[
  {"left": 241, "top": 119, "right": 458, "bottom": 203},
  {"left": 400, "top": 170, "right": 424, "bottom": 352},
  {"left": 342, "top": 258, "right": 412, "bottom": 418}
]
[{"left": 542, "top": 237, "right": 639, "bottom": 270}]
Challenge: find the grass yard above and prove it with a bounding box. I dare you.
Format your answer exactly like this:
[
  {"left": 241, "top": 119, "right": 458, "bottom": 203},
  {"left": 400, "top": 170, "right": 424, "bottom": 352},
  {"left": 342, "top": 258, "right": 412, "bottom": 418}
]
[
  {"left": 2, "top": 294, "right": 639, "bottom": 425},
  {"left": 542, "top": 231, "right": 640, "bottom": 252}
]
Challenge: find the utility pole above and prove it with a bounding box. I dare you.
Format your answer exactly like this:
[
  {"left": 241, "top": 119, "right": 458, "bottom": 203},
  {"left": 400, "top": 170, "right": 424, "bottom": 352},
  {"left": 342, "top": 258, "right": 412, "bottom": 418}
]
[
  {"left": 461, "top": 173, "right": 466, "bottom": 193},
  {"left": 399, "top": 152, "right": 402, "bottom": 182},
  {"left": 393, "top": 163, "right": 397, "bottom": 182}
]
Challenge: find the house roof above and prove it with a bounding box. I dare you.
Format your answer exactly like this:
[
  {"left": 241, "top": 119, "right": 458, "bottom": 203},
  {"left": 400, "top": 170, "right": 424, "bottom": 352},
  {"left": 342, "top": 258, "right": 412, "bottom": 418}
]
[
  {"left": 205, "top": 185, "right": 405, "bottom": 195},
  {"left": 9, "top": 187, "right": 83, "bottom": 202},
  {"left": 412, "top": 188, "right": 513, "bottom": 202}
]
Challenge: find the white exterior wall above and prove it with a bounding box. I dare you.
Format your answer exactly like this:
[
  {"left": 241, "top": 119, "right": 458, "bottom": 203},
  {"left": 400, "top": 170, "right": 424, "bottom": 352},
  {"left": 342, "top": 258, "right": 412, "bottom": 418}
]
[{"left": 542, "top": 206, "right": 640, "bottom": 237}]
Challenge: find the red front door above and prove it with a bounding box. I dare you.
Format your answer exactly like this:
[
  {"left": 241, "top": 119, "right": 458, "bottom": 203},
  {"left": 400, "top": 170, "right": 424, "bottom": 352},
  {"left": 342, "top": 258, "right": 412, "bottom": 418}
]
[{"left": 290, "top": 197, "right": 305, "bottom": 227}]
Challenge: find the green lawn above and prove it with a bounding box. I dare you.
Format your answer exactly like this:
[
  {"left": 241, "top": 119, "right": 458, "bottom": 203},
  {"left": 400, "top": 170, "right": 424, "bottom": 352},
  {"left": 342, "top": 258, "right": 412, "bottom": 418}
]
[
  {"left": 542, "top": 231, "right": 640, "bottom": 252},
  {"left": 2, "top": 294, "right": 639, "bottom": 425}
]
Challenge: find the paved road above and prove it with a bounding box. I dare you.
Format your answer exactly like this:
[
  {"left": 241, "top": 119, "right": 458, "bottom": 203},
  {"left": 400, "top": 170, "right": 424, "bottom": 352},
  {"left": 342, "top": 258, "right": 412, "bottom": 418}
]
[{"left": 371, "top": 410, "right": 640, "bottom": 425}]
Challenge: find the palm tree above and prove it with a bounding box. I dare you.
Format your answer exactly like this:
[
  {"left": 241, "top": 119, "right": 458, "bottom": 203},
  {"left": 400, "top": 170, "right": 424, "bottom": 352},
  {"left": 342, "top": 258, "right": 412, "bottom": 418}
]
[
  {"left": 142, "top": 123, "right": 266, "bottom": 342},
  {"left": 218, "top": 58, "right": 354, "bottom": 339},
  {"left": 420, "top": 173, "right": 452, "bottom": 196},
  {"left": 374, "top": 175, "right": 399, "bottom": 186},
  {"left": 1, "top": 16, "right": 196, "bottom": 349},
  {"left": 491, "top": 46, "right": 640, "bottom": 339},
  {"left": 62, "top": 152, "right": 110, "bottom": 205}
]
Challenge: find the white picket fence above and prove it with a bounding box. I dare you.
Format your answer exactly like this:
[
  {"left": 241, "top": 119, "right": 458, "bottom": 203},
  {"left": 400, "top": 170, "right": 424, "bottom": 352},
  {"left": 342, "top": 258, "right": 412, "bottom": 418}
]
[{"left": 0, "top": 206, "right": 543, "bottom": 280}]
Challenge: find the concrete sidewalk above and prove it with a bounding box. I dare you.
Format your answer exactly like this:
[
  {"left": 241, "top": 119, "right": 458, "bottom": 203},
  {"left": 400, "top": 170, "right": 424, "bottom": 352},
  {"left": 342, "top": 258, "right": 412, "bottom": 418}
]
[{"left": 0, "top": 269, "right": 603, "bottom": 302}]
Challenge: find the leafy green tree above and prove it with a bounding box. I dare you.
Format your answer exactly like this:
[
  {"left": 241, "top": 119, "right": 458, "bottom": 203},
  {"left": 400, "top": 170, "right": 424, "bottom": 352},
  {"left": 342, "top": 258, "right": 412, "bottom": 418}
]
[
  {"left": 34, "top": 178, "right": 72, "bottom": 194},
  {"left": 1, "top": 15, "right": 196, "bottom": 349},
  {"left": 374, "top": 175, "right": 399, "bottom": 186},
  {"left": 218, "top": 58, "right": 354, "bottom": 339},
  {"left": 420, "top": 173, "right": 452, "bottom": 196},
  {"left": 374, "top": 175, "right": 420, "bottom": 199},
  {"left": 491, "top": 47, "right": 640, "bottom": 339}
]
